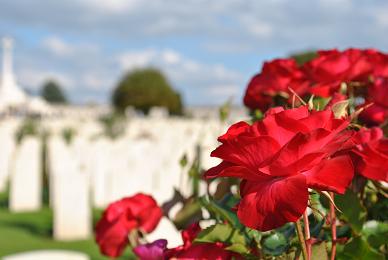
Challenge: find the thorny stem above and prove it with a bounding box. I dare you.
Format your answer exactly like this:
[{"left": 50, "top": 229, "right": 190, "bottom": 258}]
[
  {"left": 296, "top": 219, "right": 308, "bottom": 260},
  {"left": 303, "top": 211, "right": 311, "bottom": 260},
  {"left": 330, "top": 192, "right": 337, "bottom": 260}
]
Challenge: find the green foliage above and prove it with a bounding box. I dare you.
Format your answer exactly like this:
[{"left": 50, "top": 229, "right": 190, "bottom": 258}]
[
  {"left": 195, "top": 223, "right": 250, "bottom": 255},
  {"left": 198, "top": 195, "right": 241, "bottom": 228},
  {"left": 173, "top": 199, "right": 202, "bottom": 230},
  {"left": 311, "top": 96, "right": 331, "bottom": 110},
  {"left": 335, "top": 189, "right": 367, "bottom": 234},
  {"left": 98, "top": 113, "right": 127, "bottom": 140},
  {"left": 263, "top": 233, "right": 288, "bottom": 256},
  {"left": 290, "top": 50, "right": 317, "bottom": 66},
  {"left": 219, "top": 99, "right": 232, "bottom": 122},
  {"left": 61, "top": 127, "right": 76, "bottom": 145},
  {"left": 40, "top": 80, "right": 67, "bottom": 104},
  {"left": 179, "top": 154, "right": 188, "bottom": 168},
  {"left": 112, "top": 68, "right": 183, "bottom": 115},
  {"left": 15, "top": 118, "right": 41, "bottom": 144},
  {"left": 361, "top": 221, "right": 388, "bottom": 249},
  {"left": 337, "top": 236, "right": 385, "bottom": 260},
  {"left": 311, "top": 242, "right": 328, "bottom": 260}
]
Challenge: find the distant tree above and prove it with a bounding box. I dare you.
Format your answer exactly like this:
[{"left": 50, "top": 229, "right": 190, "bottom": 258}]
[
  {"left": 40, "top": 80, "right": 67, "bottom": 104},
  {"left": 112, "top": 68, "right": 183, "bottom": 115},
  {"left": 290, "top": 50, "right": 317, "bottom": 66}
]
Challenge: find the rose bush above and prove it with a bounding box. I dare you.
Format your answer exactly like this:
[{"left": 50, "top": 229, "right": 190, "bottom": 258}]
[{"left": 95, "top": 48, "right": 387, "bottom": 259}]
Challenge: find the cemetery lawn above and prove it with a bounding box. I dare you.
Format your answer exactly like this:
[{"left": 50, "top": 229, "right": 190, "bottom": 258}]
[{"left": 0, "top": 207, "right": 136, "bottom": 259}]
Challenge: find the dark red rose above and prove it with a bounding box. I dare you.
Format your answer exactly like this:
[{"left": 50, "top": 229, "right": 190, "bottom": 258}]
[
  {"left": 95, "top": 193, "right": 163, "bottom": 257},
  {"left": 352, "top": 127, "right": 388, "bottom": 182},
  {"left": 164, "top": 223, "right": 243, "bottom": 260},
  {"left": 205, "top": 106, "right": 355, "bottom": 231},
  {"left": 359, "top": 77, "right": 388, "bottom": 125},
  {"left": 243, "top": 58, "right": 308, "bottom": 111}
]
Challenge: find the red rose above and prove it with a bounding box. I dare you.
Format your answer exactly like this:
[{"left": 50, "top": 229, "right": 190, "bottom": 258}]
[
  {"left": 304, "top": 49, "right": 373, "bottom": 97},
  {"left": 243, "top": 59, "right": 308, "bottom": 111},
  {"left": 164, "top": 223, "right": 243, "bottom": 260},
  {"left": 368, "top": 50, "right": 388, "bottom": 77},
  {"left": 205, "top": 106, "right": 355, "bottom": 231},
  {"left": 352, "top": 127, "right": 388, "bottom": 182},
  {"left": 95, "top": 193, "right": 163, "bottom": 257},
  {"left": 359, "top": 77, "right": 388, "bottom": 125}
]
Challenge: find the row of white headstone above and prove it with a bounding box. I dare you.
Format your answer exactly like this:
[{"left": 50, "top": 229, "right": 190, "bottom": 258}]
[{"left": 1, "top": 118, "right": 226, "bottom": 243}]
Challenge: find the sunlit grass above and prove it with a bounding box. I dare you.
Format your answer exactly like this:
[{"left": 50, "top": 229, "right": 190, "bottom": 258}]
[{"left": 0, "top": 192, "right": 135, "bottom": 259}]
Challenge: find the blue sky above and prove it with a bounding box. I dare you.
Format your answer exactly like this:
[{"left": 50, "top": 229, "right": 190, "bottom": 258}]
[{"left": 0, "top": 0, "right": 388, "bottom": 105}]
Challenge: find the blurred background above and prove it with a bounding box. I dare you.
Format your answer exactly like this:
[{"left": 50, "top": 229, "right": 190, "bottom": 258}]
[{"left": 0, "top": 0, "right": 387, "bottom": 259}]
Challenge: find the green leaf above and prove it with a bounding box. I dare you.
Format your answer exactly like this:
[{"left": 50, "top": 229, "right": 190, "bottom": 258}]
[
  {"left": 331, "top": 99, "right": 349, "bottom": 118},
  {"left": 225, "top": 243, "right": 250, "bottom": 255},
  {"left": 198, "top": 196, "right": 241, "bottom": 228},
  {"left": 179, "top": 154, "right": 188, "bottom": 168},
  {"left": 312, "top": 96, "right": 331, "bottom": 110},
  {"left": 195, "top": 223, "right": 249, "bottom": 254},
  {"left": 245, "top": 228, "right": 262, "bottom": 244},
  {"left": 337, "top": 236, "right": 385, "bottom": 260},
  {"left": 173, "top": 199, "right": 202, "bottom": 230},
  {"left": 219, "top": 98, "right": 232, "bottom": 122},
  {"left": 312, "top": 242, "right": 328, "bottom": 260},
  {"left": 335, "top": 189, "right": 366, "bottom": 234},
  {"left": 309, "top": 192, "right": 327, "bottom": 222},
  {"left": 362, "top": 221, "right": 388, "bottom": 249},
  {"left": 263, "top": 232, "right": 288, "bottom": 256},
  {"left": 195, "top": 223, "right": 245, "bottom": 244},
  {"left": 251, "top": 109, "right": 263, "bottom": 122}
]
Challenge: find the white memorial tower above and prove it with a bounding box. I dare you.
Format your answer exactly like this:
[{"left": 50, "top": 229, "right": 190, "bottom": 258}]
[{"left": 0, "top": 37, "right": 27, "bottom": 108}]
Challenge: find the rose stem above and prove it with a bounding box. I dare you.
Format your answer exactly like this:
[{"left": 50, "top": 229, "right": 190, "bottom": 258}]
[
  {"left": 296, "top": 219, "right": 309, "bottom": 260},
  {"left": 330, "top": 192, "right": 337, "bottom": 260},
  {"left": 303, "top": 211, "right": 311, "bottom": 260}
]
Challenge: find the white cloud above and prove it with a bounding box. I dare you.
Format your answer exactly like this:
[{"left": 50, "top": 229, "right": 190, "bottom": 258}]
[
  {"left": 18, "top": 68, "right": 75, "bottom": 90},
  {"left": 208, "top": 84, "right": 240, "bottom": 97},
  {"left": 81, "top": 0, "right": 140, "bottom": 13},
  {"left": 117, "top": 49, "right": 157, "bottom": 70},
  {"left": 42, "top": 36, "right": 73, "bottom": 56},
  {"left": 239, "top": 16, "right": 273, "bottom": 38},
  {"left": 116, "top": 48, "right": 244, "bottom": 104},
  {"left": 161, "top": 50, "right": 181, "bottom": 65},
  {"left": 41, "top": 36, "right": 100, "bottom": 57},
  {"left": 375, "top": 8, "right": 388, "bottom": 28},
  {"left": 82, "top": 73, "right": 112, "bottom": 90}
]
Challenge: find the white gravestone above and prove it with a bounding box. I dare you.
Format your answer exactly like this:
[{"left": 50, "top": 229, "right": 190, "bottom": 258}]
[
  {"left": 9, "top": 137, "right": 42, "bottom": 212},
  {"left": 0, "top": 126, "right": 15, "bottom": 192},
  {"left": 3, "top": 250, "right": 89, "bottom": 260},
  {"left": 52, "top": 169, "right": 91, "bottom": 240},
  {"left": 49, "top": 137, "right": 91, "bottom": 240}
]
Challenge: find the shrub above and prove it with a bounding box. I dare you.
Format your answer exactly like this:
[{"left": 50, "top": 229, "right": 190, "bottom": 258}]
[{"left": 112, "top": 68, "right": 183, "bottom": 115}]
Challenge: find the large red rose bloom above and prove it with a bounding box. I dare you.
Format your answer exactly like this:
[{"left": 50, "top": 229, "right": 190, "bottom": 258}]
[
  {"left": 205, "top": 106, "right": 355, "bottom": 231},
  {"left": 95, "top": 193, "right": 163, "bottom": 257}
]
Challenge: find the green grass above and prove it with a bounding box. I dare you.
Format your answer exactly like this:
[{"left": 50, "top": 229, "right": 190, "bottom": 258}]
[{"left": 0, "top": 195, "right": 135, "bottom": 260}]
